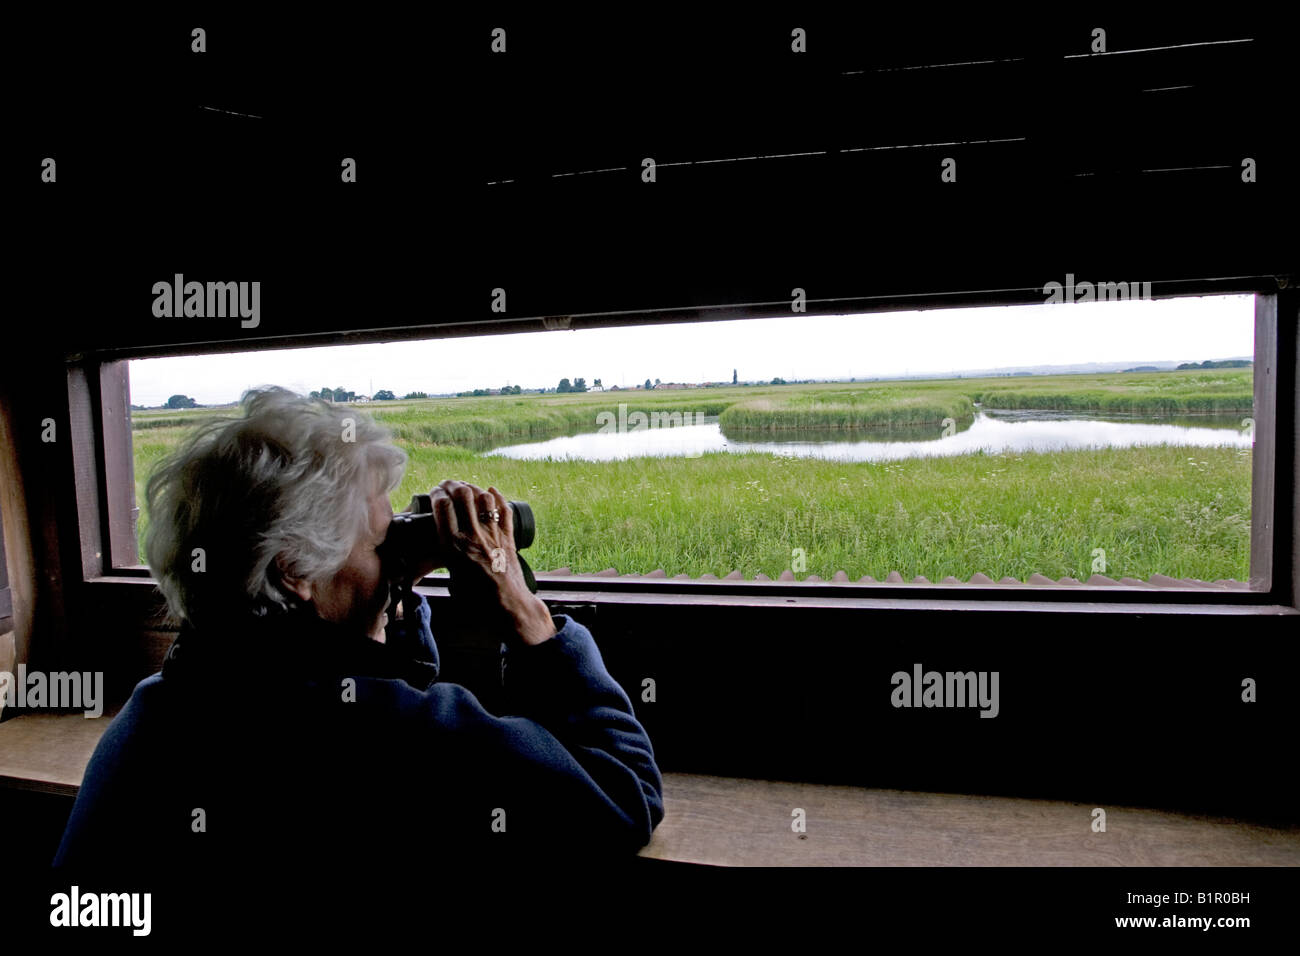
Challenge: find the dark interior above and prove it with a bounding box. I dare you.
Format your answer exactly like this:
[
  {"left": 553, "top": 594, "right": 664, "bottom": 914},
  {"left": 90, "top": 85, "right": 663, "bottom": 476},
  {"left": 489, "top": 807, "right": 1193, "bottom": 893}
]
[{"left": 4, "top": 10, "right": 1296, "bottom": 916}]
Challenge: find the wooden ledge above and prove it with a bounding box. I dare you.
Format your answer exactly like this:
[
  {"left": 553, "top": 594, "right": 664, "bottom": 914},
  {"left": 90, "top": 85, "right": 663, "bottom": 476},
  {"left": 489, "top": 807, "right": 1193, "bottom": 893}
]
[
  {"left": 0, "top": 710, "right": 121, "bottom": 796},
  {"left": 638, "top": 772, "right": 1300, "bottom": 866},
  {"left": 4, "top": 714, "right": 1298, "bottom": 865}
]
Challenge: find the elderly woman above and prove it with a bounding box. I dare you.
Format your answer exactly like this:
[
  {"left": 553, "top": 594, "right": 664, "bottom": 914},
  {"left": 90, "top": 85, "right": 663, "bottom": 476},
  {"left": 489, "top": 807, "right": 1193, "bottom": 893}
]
[{"left": 54, "top": 387, "right": 664, "bottom": 875}]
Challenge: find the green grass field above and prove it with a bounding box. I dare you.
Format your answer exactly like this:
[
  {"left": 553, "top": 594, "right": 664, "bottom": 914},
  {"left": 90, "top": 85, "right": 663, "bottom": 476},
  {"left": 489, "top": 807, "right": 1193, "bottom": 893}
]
[{"left": 130, "top": 370, "right": 1255, "bottom": 582}]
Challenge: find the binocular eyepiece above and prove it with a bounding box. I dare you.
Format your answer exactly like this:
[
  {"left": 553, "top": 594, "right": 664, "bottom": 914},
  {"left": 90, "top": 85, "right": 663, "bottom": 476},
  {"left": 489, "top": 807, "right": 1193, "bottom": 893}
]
[{"left": 380, "top": 492, "right": 537, "bottom": 593}]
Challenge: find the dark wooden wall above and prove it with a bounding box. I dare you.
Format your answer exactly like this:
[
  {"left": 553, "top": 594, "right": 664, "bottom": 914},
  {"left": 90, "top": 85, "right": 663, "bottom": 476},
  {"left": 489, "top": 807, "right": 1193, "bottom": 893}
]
[{"left": 12, "top": 10, "right": 1295, "bottom": 359}]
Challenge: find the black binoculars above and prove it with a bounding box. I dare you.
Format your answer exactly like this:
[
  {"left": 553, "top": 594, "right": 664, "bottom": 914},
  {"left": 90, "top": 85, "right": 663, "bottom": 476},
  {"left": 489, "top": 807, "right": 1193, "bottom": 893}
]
[{"left": 380, "top": 492, "right": 537, "bottom": 593}]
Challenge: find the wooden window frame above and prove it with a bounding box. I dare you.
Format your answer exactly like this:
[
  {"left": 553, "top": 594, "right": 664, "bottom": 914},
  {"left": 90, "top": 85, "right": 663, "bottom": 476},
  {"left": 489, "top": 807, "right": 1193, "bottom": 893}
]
[
  {"left": 0, "top": 505, "right": 12, "bottom": 632},
  {"left": 77, "top": 286, "right": 1297, "bottom": 617}
]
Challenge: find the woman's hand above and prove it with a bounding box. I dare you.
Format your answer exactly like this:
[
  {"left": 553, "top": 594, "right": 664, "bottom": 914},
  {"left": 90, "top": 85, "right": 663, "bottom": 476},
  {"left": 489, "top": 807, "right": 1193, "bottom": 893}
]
[{"left": 430, "top": 479, "right": 556, "bottom": 646}]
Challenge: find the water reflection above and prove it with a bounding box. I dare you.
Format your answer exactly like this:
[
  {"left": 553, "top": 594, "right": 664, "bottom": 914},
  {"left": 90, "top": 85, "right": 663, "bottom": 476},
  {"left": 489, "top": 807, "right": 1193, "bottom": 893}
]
[{"left": 484, "top": 411, "right": 1252, "bottom": 462}]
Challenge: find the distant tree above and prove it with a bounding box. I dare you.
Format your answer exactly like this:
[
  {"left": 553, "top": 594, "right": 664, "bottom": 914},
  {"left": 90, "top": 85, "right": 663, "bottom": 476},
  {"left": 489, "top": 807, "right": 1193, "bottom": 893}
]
[
  {"left": 732, "top": 368, "right": 737, "bottom": 385},
  {"left": 771, "top": 377, "right": 786, "bottom": 385},
  {"left": 165, "top": 394, "right": 198, "bottom": 409},
  {"left": 573, "top": 377, "right": 587, "bottom": 392},
  {"left": 654, "top": 378, "right": 661, "bottom": 387},
  {"left": 1176, "top": 359, "right": 1251, "bottom": 370},
  {"left": 557, "top": 377, "right": 572, "bottom": 393},
  {"left": 309, "top": 390, "right": 320, "bottom": 399},
  {"left": 402, "top": 391, "right": 428, "bottom": 399},
  {"left": 593, "top": 378, "right": 602, "bottom": 389},
  {"left": 644, "top": 378, "right": 653, "bottom": 390},
  {"left": 373, "top": 389, "right": 396, "bottom": 400},
  {"left": 320, "top": 387, "right": 334, "bottom": 402}
]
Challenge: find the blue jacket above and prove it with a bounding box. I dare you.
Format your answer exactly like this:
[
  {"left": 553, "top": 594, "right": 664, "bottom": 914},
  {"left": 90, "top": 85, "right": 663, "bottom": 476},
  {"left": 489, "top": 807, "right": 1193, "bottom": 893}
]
[{"left": 53, "top": 591, "right": 664, "bottom": 874}]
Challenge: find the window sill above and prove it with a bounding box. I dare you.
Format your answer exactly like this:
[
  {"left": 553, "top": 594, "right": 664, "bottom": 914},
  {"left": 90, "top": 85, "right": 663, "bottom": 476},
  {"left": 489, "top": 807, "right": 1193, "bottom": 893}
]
[{"left": 84, "top": 574, "right": 1300, "bottom": 615}]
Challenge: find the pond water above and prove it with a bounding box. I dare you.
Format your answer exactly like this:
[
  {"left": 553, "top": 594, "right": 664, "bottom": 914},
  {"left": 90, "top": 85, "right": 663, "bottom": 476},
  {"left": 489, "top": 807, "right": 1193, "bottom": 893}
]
[{"left": 484, "top": 410, "right": 1253, "bottom": 463}]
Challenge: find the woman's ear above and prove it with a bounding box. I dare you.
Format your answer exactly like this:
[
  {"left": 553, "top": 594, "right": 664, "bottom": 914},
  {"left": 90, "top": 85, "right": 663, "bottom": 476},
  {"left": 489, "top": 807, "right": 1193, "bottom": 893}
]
[{"left": 275, "top": 555, "right": 313, "bottom": 602}]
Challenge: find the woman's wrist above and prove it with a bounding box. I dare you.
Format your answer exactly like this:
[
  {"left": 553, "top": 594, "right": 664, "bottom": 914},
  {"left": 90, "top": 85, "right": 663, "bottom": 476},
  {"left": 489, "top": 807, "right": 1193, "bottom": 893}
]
[{"left": 510, "top": 595, "right": 557, "bottom": 645}]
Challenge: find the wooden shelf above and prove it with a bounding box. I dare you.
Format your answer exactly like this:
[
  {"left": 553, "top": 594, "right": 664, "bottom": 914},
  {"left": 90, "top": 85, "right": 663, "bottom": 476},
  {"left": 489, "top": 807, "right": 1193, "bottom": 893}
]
[
  {"left": 638, "top": 773, "right": 1300, "bottom": 866},
  {"left": 0, "top": 710, "right": 121, "bottom": 797},
  {"left": 4, "top": 713, "right": 1297, "bottom": 865}
]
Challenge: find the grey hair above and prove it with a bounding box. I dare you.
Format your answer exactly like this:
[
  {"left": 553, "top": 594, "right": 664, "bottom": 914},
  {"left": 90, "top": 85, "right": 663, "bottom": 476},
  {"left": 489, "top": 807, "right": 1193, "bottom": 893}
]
[{"left": 144, "top": 386, "right": 407, "bottom": 629}]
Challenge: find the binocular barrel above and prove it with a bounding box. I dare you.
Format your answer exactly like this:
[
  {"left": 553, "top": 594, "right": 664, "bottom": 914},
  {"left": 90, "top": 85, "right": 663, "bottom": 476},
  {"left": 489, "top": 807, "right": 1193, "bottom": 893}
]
[{"left": 380, "top": 493, "right": 537, "bottom": 592}]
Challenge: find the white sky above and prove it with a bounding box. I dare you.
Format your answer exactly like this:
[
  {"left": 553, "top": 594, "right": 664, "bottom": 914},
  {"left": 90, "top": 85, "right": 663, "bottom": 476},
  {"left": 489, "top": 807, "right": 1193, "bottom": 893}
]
[{"left": 129, "top": 294, "right": 1255, "bottom": 406}]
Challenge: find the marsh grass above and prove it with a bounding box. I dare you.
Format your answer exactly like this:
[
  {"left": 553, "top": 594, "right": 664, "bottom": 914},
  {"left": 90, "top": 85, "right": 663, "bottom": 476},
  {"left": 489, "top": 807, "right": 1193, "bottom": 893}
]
[
  {"left": 971, "top": 369, "right": 1253, "bottom": 414},
  {"left": 384, "top": 444, "right": 1253, "bottom": 582},
  {"left": 719, "top": 387, "right": 976, "bottom": 430}
]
